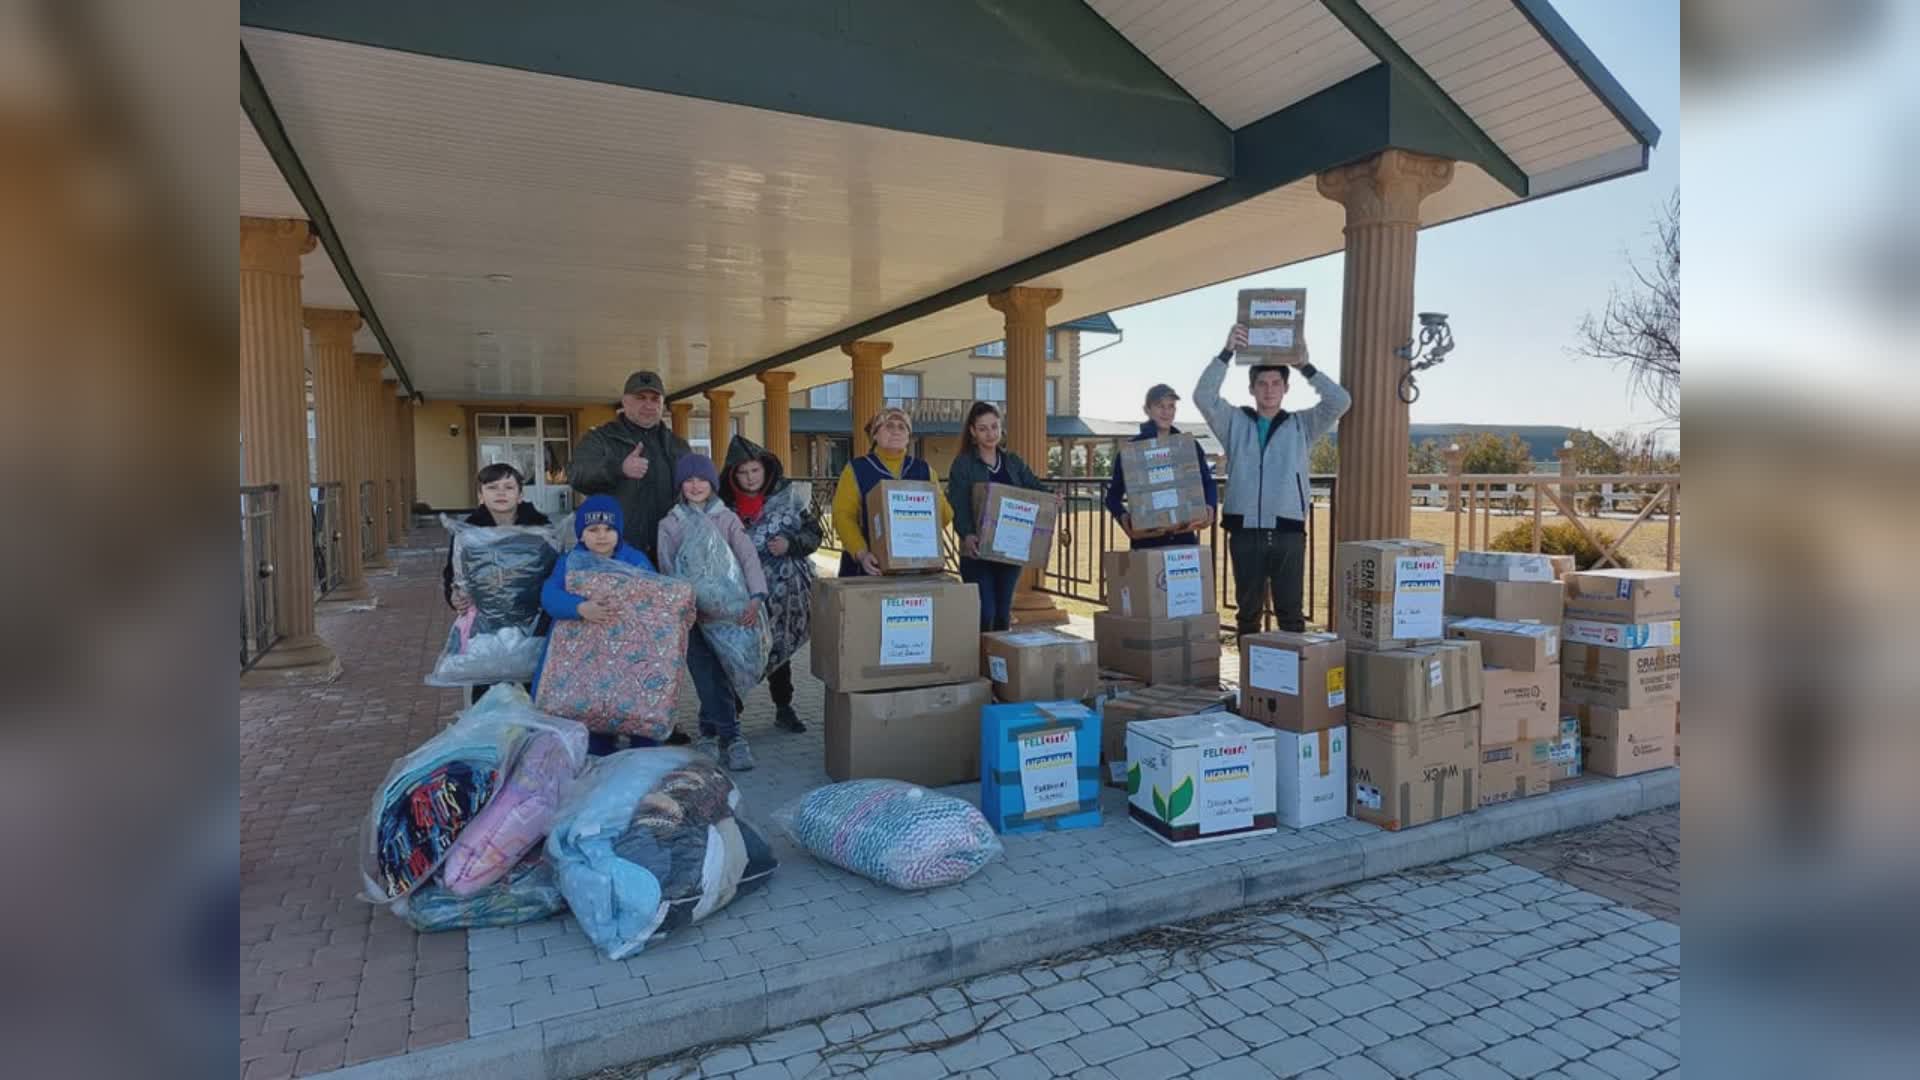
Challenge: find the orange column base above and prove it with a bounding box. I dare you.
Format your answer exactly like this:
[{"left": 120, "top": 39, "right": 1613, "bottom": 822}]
[{"left": 1011, "top": 573, "right": 1069, "bottom": 626}]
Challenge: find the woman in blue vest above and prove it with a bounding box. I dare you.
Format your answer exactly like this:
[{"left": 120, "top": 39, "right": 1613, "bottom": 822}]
[{"left": 830, "top": 407, "right": 954, "bottom": 577}]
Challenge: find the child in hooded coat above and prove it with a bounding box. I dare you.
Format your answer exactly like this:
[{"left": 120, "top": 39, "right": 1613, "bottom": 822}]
[
  {"left": 534, "top": 494, "right": 658, "bottom": 757},
  {"left": 719, "top": 435, "right": 822, "bottom": 734}
]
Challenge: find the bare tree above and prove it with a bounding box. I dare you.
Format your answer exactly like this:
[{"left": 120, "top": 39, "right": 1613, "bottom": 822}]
[{"left": 1575, "top": 190, "right": 1680, "bottom": 420}]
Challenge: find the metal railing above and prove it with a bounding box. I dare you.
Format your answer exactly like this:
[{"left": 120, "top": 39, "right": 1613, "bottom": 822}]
[
  {"left": 311, "top": 482, "right": 345, "bottom": 599},
  {"left": 358, "top": 479, "right": 378, "bottom": 562},
  {"left": 241, "top": 485, "right": 279, "bottom": 669}
]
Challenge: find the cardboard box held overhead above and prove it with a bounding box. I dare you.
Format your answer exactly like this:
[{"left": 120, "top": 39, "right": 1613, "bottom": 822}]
[
  {"left": 1094, "top": 612, "right": 1221, "bottom": 686},
  {"left": 1481, "top": 667, "right": 1561, "bottom": 745},
  {"left": 1445, "top": 618, "right": 1559, "bottom": 671},
  {"left": 1235, "top": 287, "right": 1307, "bottom": 365},
  {"left": 1574, "top": 701, "right": 1676, "bottom": 776},
  {"left": 1126, "top": 713, "right": 1278, "bottom": 846},
  {"left": 1346, "top": 640, "right": 1483, "bottom": 723},
  {"left": 1238, "top": 631, "right": 1347, "bottom": 733},
  {"left": 1099, "top": 684, "right": 1234, "bottom": 787},
  {"left": 1274, "top": 725, "right": 1349, "bottom": 829},
  {"left": 825, "top": 679, "right": 991, "bottom": 788},
  {"left": 1563, "top": 569, "right": 1681, "bottom": 622},
  {"left": 1337, "top": 539, "right": 1447, "bottom": 650},
  {"left": 1445, "top": 573, "right": 1565, "bottom": 625},
  {"left": 1561, "top": 643, "right": 1680, "bottom": 709},
  {"left": 1349, "top": 708, "right": 1480, "bottom": 832},
  {"left": 970, "top": 482, "right": 1058, "bottom": 569},
  {"left": 1105, "top": 546, "right": 1215, "bottom": 620},
  {"left": 810, "top": 576, "right": 980, "bottom": 693},
  {"left": 980, "top": 628, "right": 1097, "bottom": 704},
  {"left": 1116, "top": 433, "right": 1211, "bottom": 534},
  {"left": 863, "top": 479, "right": 946, "bottom": 573}
]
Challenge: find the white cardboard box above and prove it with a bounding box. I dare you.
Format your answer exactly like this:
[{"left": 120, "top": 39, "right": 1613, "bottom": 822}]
[
  {"left": 1273, "top": 725, "right": 1349, "bottom": 829},
  {"left": 1453, "top": 551, "right": 1559, "bottom": 583},
  {"left": 1561, "top": 618, "right": 1680, "bottom": 649},
  {"left": 1125, "top": 713, "right": 1277, "bottom": 847}
]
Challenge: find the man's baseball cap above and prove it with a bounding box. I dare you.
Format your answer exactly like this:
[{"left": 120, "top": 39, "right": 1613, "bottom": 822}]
[
  {"left": 622, "top": 370, "right": 666, "bottom": 396},
  {"left": 1144, "top": 383, "right": 1180, "bottom": 406}
]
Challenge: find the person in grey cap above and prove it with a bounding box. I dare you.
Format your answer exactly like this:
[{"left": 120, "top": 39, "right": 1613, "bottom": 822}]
[
  {"left": 568, "top": 370, "right": 694, "bottom": 564},
  {"left": 1103, "top": 381, "right": 1219, "bottom": 549}
]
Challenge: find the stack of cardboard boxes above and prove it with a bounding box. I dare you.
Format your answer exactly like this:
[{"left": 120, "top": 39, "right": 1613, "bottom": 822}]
[
  {"left": 1443, "top": 551, "right": 1568, "bottom": 805},
  {"left": 1237, "top": 630, "right": 1348, "bottom": 828},
  {"left": 1562, "top": 568, "right": 1680, "bottom": 776},
  {"left": 1094, "top": 546, "right": 1222, "bottom": 686}
]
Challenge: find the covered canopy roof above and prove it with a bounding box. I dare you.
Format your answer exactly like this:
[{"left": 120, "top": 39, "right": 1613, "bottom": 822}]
[{"left": 240, "top": 0, "right": 1656, "bottom": 406}]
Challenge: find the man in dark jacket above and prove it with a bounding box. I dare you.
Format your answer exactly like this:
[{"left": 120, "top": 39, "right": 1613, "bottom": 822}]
[
  {"left": 567, "top": 370, "right": 694, "bottom": 563},
  {"left": 1104, "top": 383, "right": 1219, "bottom": 549}
]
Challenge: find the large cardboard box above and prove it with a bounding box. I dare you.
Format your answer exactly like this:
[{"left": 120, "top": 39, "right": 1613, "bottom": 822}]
[
  {"left": 810, "top": 576, "right": 981, "bottom": 692},
  {"left": 1454, "top": 551, "right": 1558, "bottom": 583},
  {"left": 1116, "top": 433, "right": 1210, "bottom": 534},
  {"left": 1099, "top": 684, "right": 1234, "bottom": 787},
  {"left": 1446, "top": 618, "right": 1559, "bottom": 671},
  {"left": 1346, "top": 640, "right": 1483, "bottom": 723},
  {"left": 1274, "top": 725, "right": 1349, "bottom": 829},
  {"left": 1235, "top": 287, "right": 1307, "bottom": 365},
  {"left": 981, "top": 701, "right": 1102, "bottom": 834},
  {"left": 1105, "top": 546, "right": 1215, "bottom": 620},
  {"left": 1563, "top": 569, "right": 1681, "bottom": 622},
  {"left": 863, "top": 479, "right": 946, "bottom": 573},
  {"left": 1349, "top": 708, "right": 1480, "bottom": 831},
  {"left": 1126, "top": 713, "right": 1278, "bottom": 846},
  {"left": 825, "top": 679, "right": 991, "bottom": 788},
  {"left": 1238, "top": 631, "right": 1347, "bottom": 733},
  {"left": 1336, "top": 540, "right": 1446, "bottom": 649},
  {"left": 1561, "top": 617, "right": 1679, "bottom": 649},
  {"left": 1445, "top": 573, "right": 1565, "bottom": 624},
  {"left": 970, "top": 482, "right": 1059, "bottom": 569},
  {"left": 1094, "top": 612, "right": 1221, "bottom": 686},
  {"left": 980, "top": 628, "right": 1097, "bottom": 703},
  {"left": 1481, "top": 667, "right": 1561, "bottom": 744},
  {"left": 1574, "top": 701, "right": 1677, "bottom": 777},
  {"left": 1478, "top": 738, "right": 1554, "bottom": 807},
  {"left": 1561, "top": 643, "right": 1680, "bottom": 708}
]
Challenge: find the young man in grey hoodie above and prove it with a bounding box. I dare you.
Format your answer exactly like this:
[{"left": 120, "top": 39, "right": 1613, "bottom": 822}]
[{"left": 1194, "top": 324, "right": 1352, "bottom": 634}]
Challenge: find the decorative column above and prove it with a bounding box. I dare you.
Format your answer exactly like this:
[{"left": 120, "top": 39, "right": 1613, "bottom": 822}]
[
  {"left": 843, "top": 340, "right": 891, "bottom": 457},
  {"left": 757, "top": 370, "right": 796, "bottom": 472},
  {"left": 1316, "top": 149, "right": 1453, "bottom": 542},
  {"left": 355, "top": 354, "right": 391, "bottom": 568},
  {"left": 304, "top": 307, "right": 373, "bottom": 604},
  {"left": 703, "top": 389, "right": 734, "bottom": 461},
  {"left": 987, "top": 286, "right": 1067, "bottom": 626},
  {"left": 401, "top": 394, "right": 418, "bottom": 520},
  {"left": 670, "top": 401, "right": 693, "bottom": 442},
  {"left": 239, "top": 217, "right": 339, "bottom": 684},
  {"left": 383, "top": 379, "right": 404, "bottom": 543}
]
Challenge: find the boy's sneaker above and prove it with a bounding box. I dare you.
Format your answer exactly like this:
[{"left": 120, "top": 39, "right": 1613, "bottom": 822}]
[
  {"left": 721, "top": 737, "right": 756, "bottom": 772},
  {"left": 773, "top": 705, "right": 806, "bottom": 733},
  {"left": 693, "top": 735, "right": 720, "bottom": 761}
]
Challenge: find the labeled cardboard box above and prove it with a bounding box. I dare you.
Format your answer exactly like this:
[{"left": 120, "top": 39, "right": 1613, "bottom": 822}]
[
  {"left": 825, "top": 679, "right": 991, "bottom": 788},
  {"left": 1117, "top": 433, "right": 1210, "bottom": 534},
  {"left": 1099, "top": 684, "right": 1234, "bottom": 787},
  {"left": 1445, "top": 574, "right": 1565, "bottom": 625},
  {"left": 1094, "top": 611, "right": 1221, "bottom": 686},
  {"left": 1346, "top": 640, "right": 1483, "bottom": 723},
  {"left": 1481, "top": 667, "right": 1561, "bottom": 744},
  {"left": 1454, "top": 551, "right": 1558, "bottom": 584},
  {"left": 1548, "top": 716, "right": 1582, "bottom": 780},
  {"left": 970, "top": 482, "right": 1058, "bottom": 569},
  {"left": 1348, "top": 708, "right": 1480, "bottom": 831},
  {"left": 1238, "top": 631, "right": 1347, "bottom": 733},
  {"left": 1561, "top": 617, "right": 1679, "bottom": 649},
  {"left": 1274, "top": 725, "right": 1349, "bottom": 829},
  {"left": 1105, "top": 545, "right": 1215, "bottom": 620},
  {"left": 1574, "top": 701, "right": 1677, "bottom": 777},
  {"left": 980, "top": 628, "right": 1098, "bottom": 704},
  {"left": 1126, "top": 713, "right": 1278, "bottom": 846},
  {"left": 1563, "top": 569, "right": 1681, "bottom": 622},
  {"left": 1445, "top": 618, "right": 1559, "bottom": 671},
  {"left": 810, "top": 576, "right": 981, "bottom": 692},
  {"left": 1235, "top": 287, "right": 1307, "bottom": 365},
  {"left": 981, "top": 701, "right": 1102, "bottom": 834},
  {"left": 1477, "top": 738, "right": 1554, "bottom": 807},
  {"left": 1561, "top": 642, "right": 1680, "bottom": 709},
  {"left": 1336, "top": 539, "right": 1447, "bottom": 650},
  {"left": 863, "top": 479, "right": 946, "bottom": 573}
]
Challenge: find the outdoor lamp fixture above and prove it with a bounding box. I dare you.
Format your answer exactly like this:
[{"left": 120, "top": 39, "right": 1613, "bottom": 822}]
[{"left": 1395, "top": 312, "right": 1454, "bottom": 404}]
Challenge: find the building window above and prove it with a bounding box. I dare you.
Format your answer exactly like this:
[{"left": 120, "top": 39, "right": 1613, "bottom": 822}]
[
  {"left": 972, "top": 375, "right": 1006, "bottom": 403},
  {"left": 1047, "top": 378, "right": 1058, "bottom": 416},
  {"left": 972, "top": 335, "right": 1056, "bottom": 360},
  {"left": 883, "top": 372, "right": 920, "bottom": 406},
  {"left": 809, "top": 381, "right": 850, "bottom": 410}
]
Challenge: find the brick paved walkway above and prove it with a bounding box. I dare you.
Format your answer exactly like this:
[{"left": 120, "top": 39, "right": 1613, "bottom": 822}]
[{"left": 1497, "top": 811, "right": 1679, "bottom": 923}]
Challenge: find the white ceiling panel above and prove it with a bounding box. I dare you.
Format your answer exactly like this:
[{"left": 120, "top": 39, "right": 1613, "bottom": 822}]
[
  {"left": 242, "top": 29, "right": 1216, "bottom": 404},
  {"left": 1086, "top": 0, "right": 1379, "bottom": 130}
]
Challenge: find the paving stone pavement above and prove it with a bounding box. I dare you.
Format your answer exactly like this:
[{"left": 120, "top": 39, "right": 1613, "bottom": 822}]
[
  {"left": 1496, "top": 811, "right": 1678, "bottom": 923},
  {"left": 595, "top": 825, "right": 1680, "bottom": 1079}
]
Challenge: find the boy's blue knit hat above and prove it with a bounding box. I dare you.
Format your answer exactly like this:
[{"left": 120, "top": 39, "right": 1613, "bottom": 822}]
[
  {"left": 674, "top": 454, "right": 719, "bottom": 492},
  {"left": 574, "top": 494, "right": 623, "bottom": 540}
]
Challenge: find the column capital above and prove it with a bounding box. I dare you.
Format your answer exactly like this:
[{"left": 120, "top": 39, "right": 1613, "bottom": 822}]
[
  {"left": 987, "top": 286, "right": 1063, "bottom": 320},
  {"left": 841, "top": 340, "right": 893, "bottom": 369},
  {"left": 669, "top": 401, "right": 695, "bottom": 417},
  {"left": 240, "top": 217, "right": 316, "bottom": 275},
  {"left": 703, "top": 388, "right": 734, "bottom": 406},
  {"left": 353, "top": 352, "right": 386, "bottom": 380},
  {"left": 1315, "top": 149, "right": 1454, "bottom": 227},
  {"left": 303, "top": 307, "right": 362, "bottom": 346},
  {"left": 382, "top": 377, "right": 400, "bottom": 397},
  {"left": 755, "top": 370, "right": 797, "bottom": 391}
]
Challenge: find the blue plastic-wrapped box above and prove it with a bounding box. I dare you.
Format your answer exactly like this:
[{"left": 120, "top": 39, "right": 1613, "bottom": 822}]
[{"left": 979, "top": 700, "right": 1102, "bottom": 834}]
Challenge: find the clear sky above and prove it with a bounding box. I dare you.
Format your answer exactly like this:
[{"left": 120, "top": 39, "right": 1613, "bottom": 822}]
[{"left": 1078, "top": 0, "right": 1679, "bottom": 441}]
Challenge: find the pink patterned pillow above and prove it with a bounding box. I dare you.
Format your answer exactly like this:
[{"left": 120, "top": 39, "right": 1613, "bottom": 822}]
[{"left": 441, "top": 733, "right": 574, "bottom": 897}]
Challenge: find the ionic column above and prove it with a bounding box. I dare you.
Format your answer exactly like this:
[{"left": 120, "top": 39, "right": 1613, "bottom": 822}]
[
  {"left": 354, "top": 354, "right": 391, "bottom": 569},
  {"left": 304, "top": 307, "right": 373, "bottom": 604},
  {"left": 842, "top": 340, "right": 891, "bottom": 457},
  {"left": 703, "top": 389, "right": 734, "bottom": 461},
  {"left": 988, "top": 286, "right": 1067, "bottom": 626},
  {"left": 756, "top": 370, "right": 797, "bottom": 473},
  {"left": 670, "top": 401, "right": 693, "bottom": 442}
]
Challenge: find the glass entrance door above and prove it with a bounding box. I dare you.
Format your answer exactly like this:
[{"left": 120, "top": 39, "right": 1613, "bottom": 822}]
[{"left": 475, "top": 413, "right": 574, "bottom": 519}]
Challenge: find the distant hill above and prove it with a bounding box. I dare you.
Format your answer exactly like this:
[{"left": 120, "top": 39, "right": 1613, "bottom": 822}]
[{"left": 1316, "top": 424, "right": 1577, "bottom": 462}]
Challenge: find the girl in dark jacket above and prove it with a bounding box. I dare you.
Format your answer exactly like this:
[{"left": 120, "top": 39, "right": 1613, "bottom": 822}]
[
  {"left": 720, "top": 436, "right": 824, "bottom": 732},
  {"left": 945, "top": 402, "right": 1057, "bottom": 633}
]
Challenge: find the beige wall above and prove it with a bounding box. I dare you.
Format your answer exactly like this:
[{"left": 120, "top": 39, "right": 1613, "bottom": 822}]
[
  {"left": 794, "top": 330, "right": 1078, "bottom": 415},
  {"left": 413, "top": 399, "right": 621, "bottom": 509}
]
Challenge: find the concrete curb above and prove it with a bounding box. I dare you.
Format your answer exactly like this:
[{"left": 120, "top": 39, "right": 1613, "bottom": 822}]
[{"left": 316, "top": 771, "right": 1679, "bottom": 1079}]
